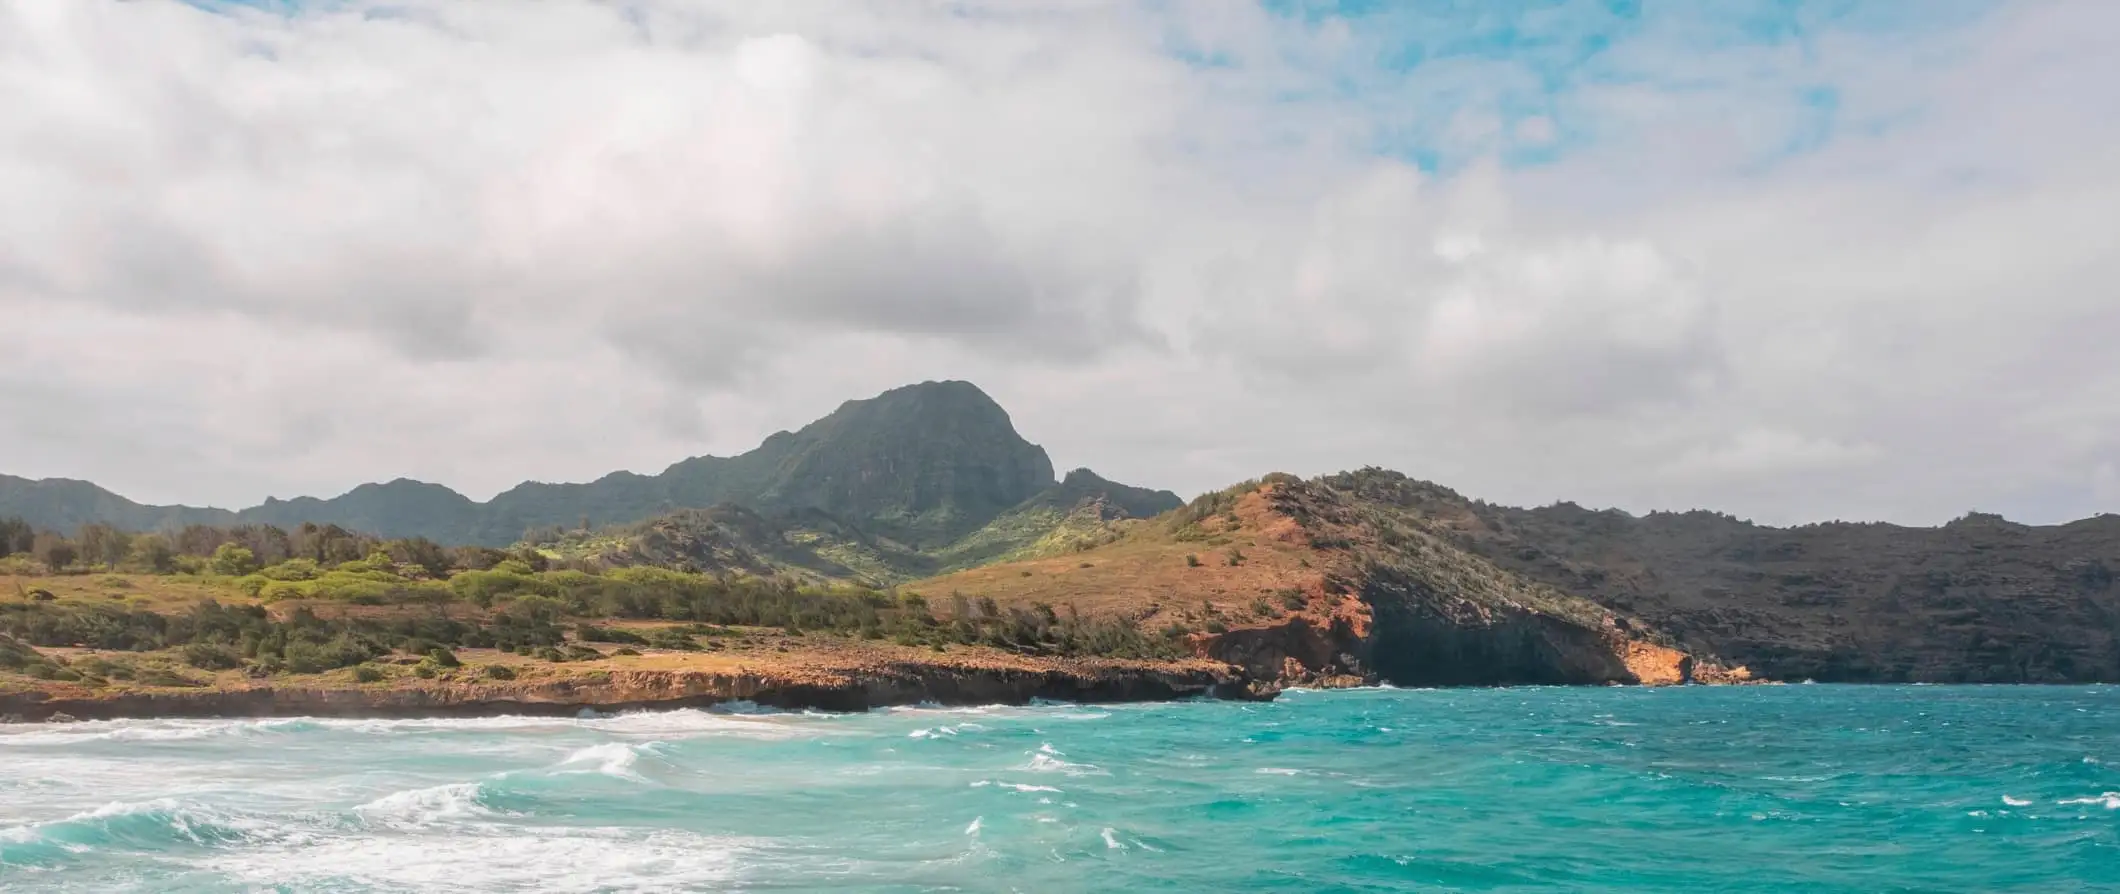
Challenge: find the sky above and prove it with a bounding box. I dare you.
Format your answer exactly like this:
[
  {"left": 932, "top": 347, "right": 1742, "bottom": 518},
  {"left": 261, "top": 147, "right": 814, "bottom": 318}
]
[{"left": 1, "top": 0, "right": 2116, "bottom": 526}]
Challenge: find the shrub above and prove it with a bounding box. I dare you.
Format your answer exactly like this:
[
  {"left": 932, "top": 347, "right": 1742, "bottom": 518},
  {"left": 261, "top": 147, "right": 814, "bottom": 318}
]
[
  {"left": 576, "top": 624, "right": 646, "bottom": 645},
  {"left": 482, "top": 664, "right": 517, "bottom": 680},
  {"left": 353, "top": 665, "right": 386, "bottom": 684},
  {"left": 413, "top": 664, "right": 438, "bottom": 679},
  {"left": 282, "top": 635, "right": 382, "bottom": 674},
  {"left": 643, "top": 627, "right": 699, "bottom": 651},
  {"left": 1204, "top": 619, "right": 1230, "bottom": 634},
  {"left": 259, "top": 558, "right": 322, "bottom": 582},
  {"left": 133, "top": 666, "right": 195, "bottom": 687},
  {"left": 181, "top": 642, "right": 245, "bottom": 671},
  {"left": 613, "top": 647, "right": 640, "bottom": 657},
  {"left": 1185, "top": 554, "right": 1202, "bottom": 568},
  {"left": 424, "top": 647, "right": 461, "bottom": 668}
]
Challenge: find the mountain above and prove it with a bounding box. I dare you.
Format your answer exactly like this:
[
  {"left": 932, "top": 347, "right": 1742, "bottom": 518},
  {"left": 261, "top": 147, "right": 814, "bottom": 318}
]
[
  {"left": 0, "top": 381, "right": 1179, "bottom": 552},
  {"left": 0, "top": 475, "right": 234, "bottom": 533},
  {"left": 917, "top": 469, "right": 2120, "bottom": 686},
  {"left": 0, "top": 383, "right": 1178, "bottom": 567}
]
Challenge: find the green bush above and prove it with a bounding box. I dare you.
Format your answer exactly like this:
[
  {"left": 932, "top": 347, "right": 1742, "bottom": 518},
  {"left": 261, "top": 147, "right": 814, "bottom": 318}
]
[
  {"left": 259, "top": 559, "right": 322, "bottom": 582},
  {"left": 482, "top": 664, "right": 517, "bottom": 680},
  {"left": 353, "top": 665, "right": 386, "bottom": 684},
  {"left": 577, "top": 624, "right": 646, "bottom": 645},
  {"left": 210, "top": 544, "right": 259, "bottom": 576},
  {"left": 643, "top": 627, "right": 699, "bottom": 651},
  {"left": 181, "top": 642, "right": 245, "bottom": 671}
]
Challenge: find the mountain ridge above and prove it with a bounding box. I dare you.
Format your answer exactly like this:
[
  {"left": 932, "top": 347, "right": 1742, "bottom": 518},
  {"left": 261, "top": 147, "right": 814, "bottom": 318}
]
[{"left": 0, "top": 381, "right": 1181, "bottom": 551}]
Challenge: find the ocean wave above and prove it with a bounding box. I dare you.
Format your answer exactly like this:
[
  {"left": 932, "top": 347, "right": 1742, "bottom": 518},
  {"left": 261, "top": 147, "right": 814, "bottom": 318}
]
[
  {"left": 0, "top": 798, "right": 304, "bottom": 865},
  {"left": 0, "top": 718, "right": 331, "bottom": 746},
  {"left": 1023, "top": 743, "right": 1105, "bottom": 777},
  {"left": 583, "top": 708, "right": 830, "bottom": 741},
  {"left": 202, "top": 826, "right": 754, "bottom": 893},
  {"left": 354, "top": 783, "right": 504, "bottom": 827},
  {"left": 2056, "top": 792, "right": 2120, "bottom": 809},
  {"left": 557, "top": 742, "right": 664, "bottom": 781}
]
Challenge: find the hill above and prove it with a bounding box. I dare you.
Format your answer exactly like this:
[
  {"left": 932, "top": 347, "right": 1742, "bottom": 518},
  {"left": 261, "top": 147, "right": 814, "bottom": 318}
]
[
  {"left": 914, "top": 472, "right": 1739, "bottom": 688},
  {"left": 1416, "top": 495, "right": 2120, "bottom": 683},
  {"left": 916, "top": 469, "right": 2120, "bottom": 686},
  {"left": 0, "top": 381, "right": 1182, "bottom": 556}
]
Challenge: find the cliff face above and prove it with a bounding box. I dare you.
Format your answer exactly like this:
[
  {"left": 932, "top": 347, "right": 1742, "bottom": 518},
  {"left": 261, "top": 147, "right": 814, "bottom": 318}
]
[
  {"left": 1230, "top": 476, "right": 1748, "bottom": 687},
  {"left": 1381, "top": 485, "right": 2120, "bottom": 683},
  {"left": 924, "top": 477, "right": 1745, "bottom": 691}
]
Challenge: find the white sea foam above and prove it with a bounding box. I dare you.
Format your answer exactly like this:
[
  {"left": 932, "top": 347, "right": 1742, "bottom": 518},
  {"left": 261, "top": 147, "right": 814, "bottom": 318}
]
[
  {"left": 2, "top": 797, "right": 302, "bottom": 851},
  {"left": 0, "top": 717, "right": 331, "bottom": 745},
  {"left": 355, "top": 783, "right": 497, "bottom": 827},
  {"left": 204, "top": 826, "right": 752, "bottom": 893},
  {"left": 1000, "top": 783, "right": 1062, "bottom": 793},
  {"left": 2057, "top": 792, "right": 2120, "bottom": 809},
  {"left": 1024, "top": 750, "right": 1104, "bottom": 776},
  {"left": 1101, "top": 827, "right": 1126, "bottom": 850},
  {"left": 583, "top": 709, "right": 829, "bottom": 741},
  {"left": 1255, "top": 767, "right": 1303, "bottom": 776},
  {"left": 558, "top": 742, "right": 655, "bottom": 780},
  {"left": 2003, "top": 795, "right": 2033, "bottom": 807},
  {"left": 964, "top": 816, "right": 983, "bottom": 836},
  {"left": 908, "top": 723, "right": 983, "bottom": 739}
]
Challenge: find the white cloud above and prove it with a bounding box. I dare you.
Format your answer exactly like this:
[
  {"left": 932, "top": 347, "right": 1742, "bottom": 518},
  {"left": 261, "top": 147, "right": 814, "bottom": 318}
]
[{"left": 0, "top": 0, "right": 2116, "bottom": 526}]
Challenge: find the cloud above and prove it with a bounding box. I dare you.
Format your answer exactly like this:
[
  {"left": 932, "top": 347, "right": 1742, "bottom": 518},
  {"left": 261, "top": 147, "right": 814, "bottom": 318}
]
[{"left": 0, "top": 0, "right": 2116, "bottom": 527}]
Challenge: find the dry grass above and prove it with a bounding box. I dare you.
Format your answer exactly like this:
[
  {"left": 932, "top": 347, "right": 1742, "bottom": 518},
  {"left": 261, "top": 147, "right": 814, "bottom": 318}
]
[{"left": 910, "top": 488, "right": 1334, "bottom": 623}]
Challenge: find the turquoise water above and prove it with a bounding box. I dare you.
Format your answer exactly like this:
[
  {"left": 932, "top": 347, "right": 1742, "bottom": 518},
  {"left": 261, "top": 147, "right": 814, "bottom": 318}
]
[{"left": 2, "top": 686, "right": 2117, "bottom": 892}]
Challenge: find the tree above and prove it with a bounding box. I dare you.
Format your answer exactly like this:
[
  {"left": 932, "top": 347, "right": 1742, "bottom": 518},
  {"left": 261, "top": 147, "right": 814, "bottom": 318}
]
[
  {"left": 386, "top": 537, "right": 452, "bottom": 579},
  {"left": 32, "top": 533, "right": 77, "bottom": 572},
  {"left": 127, "top": 534, "right": 177, "bottom": 573},
  {"left": 77, "top": 523, "right": 132, "bottom": 571},
  {"left": 211, "top": 543, "right": 259, "bottom": 576},
  {"left": 0, "top": 518, "right": 33, "bottom": 556}
]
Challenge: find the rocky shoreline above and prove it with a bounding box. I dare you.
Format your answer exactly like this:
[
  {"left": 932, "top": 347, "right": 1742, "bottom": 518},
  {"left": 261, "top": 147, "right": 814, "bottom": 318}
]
[{"left": 0, "top": 658, "right": 1277, "bottom": 723}]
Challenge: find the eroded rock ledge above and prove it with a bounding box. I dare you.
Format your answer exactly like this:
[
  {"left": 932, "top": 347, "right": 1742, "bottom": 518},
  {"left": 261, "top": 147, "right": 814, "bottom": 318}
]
[{"left": 0, "top": 659, "right": 1264, "bottom": 723}]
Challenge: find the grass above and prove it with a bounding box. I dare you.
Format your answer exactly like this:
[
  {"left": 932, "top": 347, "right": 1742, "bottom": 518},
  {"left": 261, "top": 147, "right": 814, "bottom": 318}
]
[{"left": 911, "top": 486, "right": 1327, "bottom": 625}]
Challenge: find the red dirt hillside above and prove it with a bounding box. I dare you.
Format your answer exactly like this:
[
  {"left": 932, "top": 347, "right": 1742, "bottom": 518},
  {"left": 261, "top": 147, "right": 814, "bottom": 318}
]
[{"left": 913, "top": 474, "right": 1749, "bottom": 688}]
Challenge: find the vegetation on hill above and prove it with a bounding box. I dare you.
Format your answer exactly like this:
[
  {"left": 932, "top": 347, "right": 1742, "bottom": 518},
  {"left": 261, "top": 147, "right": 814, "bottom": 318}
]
[{"left": 0, "top": 508, "right": 1194, "bottom": 696}]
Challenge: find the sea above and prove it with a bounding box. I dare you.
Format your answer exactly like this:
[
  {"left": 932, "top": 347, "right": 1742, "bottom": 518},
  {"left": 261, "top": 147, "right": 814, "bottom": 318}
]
[{"left": 2, "top": 685, "right": 2116, "bottom": 892}]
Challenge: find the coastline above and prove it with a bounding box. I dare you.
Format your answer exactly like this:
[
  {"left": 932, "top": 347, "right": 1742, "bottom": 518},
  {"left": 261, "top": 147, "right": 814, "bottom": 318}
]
[{"left": 0, "top": 646, "right": 1274, "bottom": 723}]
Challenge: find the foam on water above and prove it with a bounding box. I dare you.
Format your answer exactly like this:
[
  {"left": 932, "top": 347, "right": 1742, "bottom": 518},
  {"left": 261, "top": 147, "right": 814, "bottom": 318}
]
[{"left": 5, "top": 686, "right": 2119, "bottom": 892}]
